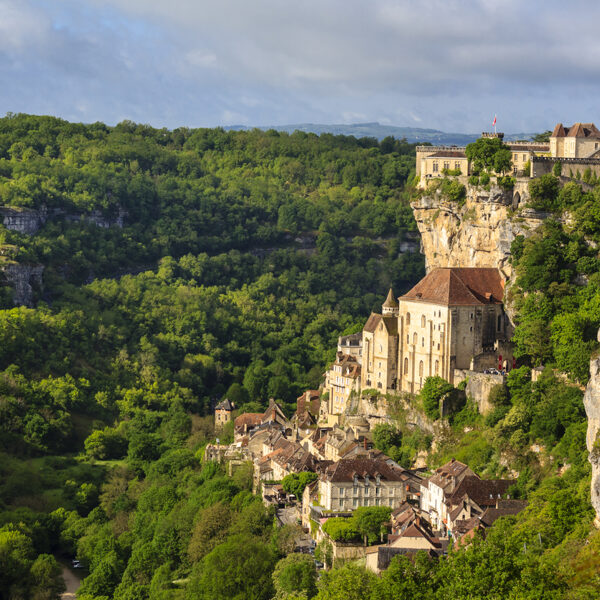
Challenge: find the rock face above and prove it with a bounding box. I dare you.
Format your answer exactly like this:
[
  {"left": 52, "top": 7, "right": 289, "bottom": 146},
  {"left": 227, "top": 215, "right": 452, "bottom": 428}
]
[
  {"left": 1, "top": 264, "right": 44, "bottom": 306},
  {"left": 0, "top": 205, "right": 126, "bottom": 235},
  {"left": 583, "top": 336, "right": 600, "bottom": 527},
  {"left": 411, "top": 183, "right": 544, "bottom": 279}
]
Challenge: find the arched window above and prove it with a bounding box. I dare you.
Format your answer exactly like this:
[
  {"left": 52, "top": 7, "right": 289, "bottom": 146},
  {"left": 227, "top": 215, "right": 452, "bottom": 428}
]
[
  {"left": 419, "top": 361, "right": 423, "bottom": 377},
  {"left": 406, "top": 313, "right": 411, "bottom": 325},
  {"left": 413, "top": 332, "right": 417, "bottom": 344},
  {"left": 421, "top": 315, "right": 426, "bottom": 328},
  {"left": 422, "top": 337, "right": 425, "bottom": 347},
  {"left": 406, "top": 334, "right": 409, "bottom": 344},
  {"left": 404, "top": 357, "right": 408, "bottom": 375},
  {"left": 435, "top": 360, "right": 439, "bottom": 375}
]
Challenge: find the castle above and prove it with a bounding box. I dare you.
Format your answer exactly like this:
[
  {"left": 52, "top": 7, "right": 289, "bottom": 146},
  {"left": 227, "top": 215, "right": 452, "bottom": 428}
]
[{"left": 416, "top": 122, "right": 600, "bottom": 187}]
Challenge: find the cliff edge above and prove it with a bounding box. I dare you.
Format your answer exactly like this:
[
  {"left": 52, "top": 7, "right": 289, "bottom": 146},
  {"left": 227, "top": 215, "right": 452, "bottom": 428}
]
[
  {"left": 584, "top": 334, "right": 600, "bottom": 527},
  {"left": 411, "top": 182, "right": 545, "bottom": 279}
]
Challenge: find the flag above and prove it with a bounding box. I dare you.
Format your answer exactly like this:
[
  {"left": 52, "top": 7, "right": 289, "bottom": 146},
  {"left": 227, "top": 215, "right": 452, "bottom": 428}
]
[{"left": 492, "top": 115, "right": 497, "bottom": 127}]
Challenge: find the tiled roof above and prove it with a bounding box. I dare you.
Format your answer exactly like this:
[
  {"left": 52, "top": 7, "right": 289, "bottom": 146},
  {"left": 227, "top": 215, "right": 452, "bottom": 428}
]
[
  {"left": 553, "top": 122, "right": 600, "bottom": 139},
  {"left": 401, "top": 268, "right": 504, "bottom": 306},
  {"left": 323, "top": 458, "right": 407, "bottom": 483},
  {"left": 427, "top": 150, "right": 467, "bottom": 158},
  {"left": 447, "top": 475, "right": 514, "bottom": 507},
  {"left": 363, "top": 313, "right": 398, "bottom": 335},
  {"left": 216, "top": 398, "right": 234, "bottom": 411},
  {"left": 234, "top": 413, "right": 263, "bottom": 429}
]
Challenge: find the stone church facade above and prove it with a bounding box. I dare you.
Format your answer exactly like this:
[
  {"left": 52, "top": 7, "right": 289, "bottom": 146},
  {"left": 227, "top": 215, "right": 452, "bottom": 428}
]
[{"left": 358, "top": 268, "right": 509, "bottom": 396}]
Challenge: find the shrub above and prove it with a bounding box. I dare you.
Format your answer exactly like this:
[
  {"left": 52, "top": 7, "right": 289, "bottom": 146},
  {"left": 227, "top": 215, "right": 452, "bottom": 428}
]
[{"left": 420, "top": 376, "right": 454, "bottom": 420}]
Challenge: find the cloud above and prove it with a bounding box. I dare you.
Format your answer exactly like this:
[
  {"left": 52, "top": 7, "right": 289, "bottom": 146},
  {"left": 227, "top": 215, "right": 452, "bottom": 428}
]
[{"left": 2, "top": 0, "right": 600, "bottom": 131}]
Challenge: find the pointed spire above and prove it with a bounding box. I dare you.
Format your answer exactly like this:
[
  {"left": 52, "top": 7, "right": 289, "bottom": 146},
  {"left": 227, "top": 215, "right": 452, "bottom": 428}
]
[{"left": 382, "top": 288, "right": 399, "bottom": 308}]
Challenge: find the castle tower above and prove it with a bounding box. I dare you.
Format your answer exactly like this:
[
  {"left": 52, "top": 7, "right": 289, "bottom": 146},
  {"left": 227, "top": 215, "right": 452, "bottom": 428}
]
[
  {"left": 215, "top": 398, "right": 234, "bottom": 430},
  {"left": 382, "top": 288, "right": 399, "bottom": 316}
]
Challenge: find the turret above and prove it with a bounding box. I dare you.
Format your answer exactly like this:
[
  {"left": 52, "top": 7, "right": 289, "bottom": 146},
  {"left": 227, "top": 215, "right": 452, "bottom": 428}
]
[{"left": 382, "top": 288, "right": 399, "bottom": 316}]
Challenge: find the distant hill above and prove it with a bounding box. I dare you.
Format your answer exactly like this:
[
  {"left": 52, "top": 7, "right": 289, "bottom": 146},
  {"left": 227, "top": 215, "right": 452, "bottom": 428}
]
[{"left": 225, "top": 122, "right": 537, "bottom": 145}]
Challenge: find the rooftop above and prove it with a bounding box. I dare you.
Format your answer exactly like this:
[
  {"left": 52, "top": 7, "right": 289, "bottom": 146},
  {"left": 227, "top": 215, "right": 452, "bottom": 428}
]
[{"left": 401, "top": 268, "right": 504, "bottom": 306}]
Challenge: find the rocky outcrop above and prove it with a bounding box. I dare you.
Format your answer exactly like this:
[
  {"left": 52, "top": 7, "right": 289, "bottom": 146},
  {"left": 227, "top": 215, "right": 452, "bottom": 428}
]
[
  {"left": 0, "top": 207, "right": 47, "bottom": 234},
  {"left": 0, "top": 206, "right": 126, "bottom": 235},
  {"left": 583, "top": 333, "right": 600, "bottom": 527},
  {"left": 411, "top": 183, "right": 544, "bottom": 279},
  {"left": 1, "top": 264, "right": 44, "bottom": 306}
]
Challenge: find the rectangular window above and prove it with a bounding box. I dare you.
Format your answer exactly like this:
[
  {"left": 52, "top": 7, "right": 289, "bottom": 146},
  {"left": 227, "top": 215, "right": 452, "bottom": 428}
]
[
  {"left": 376, "top": 487, "right": 380, "bottom": 496},
  {"left": 455, "top": 161, "right": 461, "bottom": 170},
  {"left": 353, "top": 498, "right": 358, "bottom": 507},
  {"left": 523, "top": 154, "right": 527, "bottom": 161},
  {"left": 340, "top": 499, "right": 344, "bottom": 508},
  {"left": 443, "top": 161, "right": 450, "bottom": 171},
  {"left": 432, "top": 162, "right": 438, "bottom": 172},
  {"left": 375, "top": 499, "right": 380, "bottom": 506},
  {"left": 339, "top": 487, "right": 345, "bottom": 497}
]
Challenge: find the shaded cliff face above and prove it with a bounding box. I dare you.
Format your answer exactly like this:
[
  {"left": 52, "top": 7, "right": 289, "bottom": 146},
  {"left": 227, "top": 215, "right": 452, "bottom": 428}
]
[
  {"left": 1, "top": 264, "right": 44, "bottom": 306},
  {"left": 584, "top": 343, "right": 600, "bottom": 527},
  {"left": 411, "top": 183, "right": 544, "bottom": 279}
]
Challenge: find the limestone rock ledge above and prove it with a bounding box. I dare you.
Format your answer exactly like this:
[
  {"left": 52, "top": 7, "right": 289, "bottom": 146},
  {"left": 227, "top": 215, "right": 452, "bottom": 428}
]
[
  {"left": 584, "top": 345, "right": 600, "bottom": 527},
  {"left": 1, "top": 264, "right": 44, "bottom": 306},
  {"left": 411, "top": 183, "right": 545, "bottom": 280}
]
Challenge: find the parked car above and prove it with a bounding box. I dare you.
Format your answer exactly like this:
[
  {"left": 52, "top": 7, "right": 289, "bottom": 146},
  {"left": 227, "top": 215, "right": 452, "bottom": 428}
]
[{"left": 72, "top": 559, "right": 83, "bottom": 569}]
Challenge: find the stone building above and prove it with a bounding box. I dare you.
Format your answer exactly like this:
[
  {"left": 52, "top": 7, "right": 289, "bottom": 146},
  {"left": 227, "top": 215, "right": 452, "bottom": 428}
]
[
  {"left": 361, "top": 289, "right": 399, "bottom": 393},
  {"left": 550, "top": 122, "right": 600, "bottom": 158},
  {"left": 318, "top": 457, "right": 410, "bottom": 511},
  {"left": 324, "top": 352, "right": 361, "bottom": 416},
  {"left": 214, "top": 397, "right": 234, "bottom": 430},
  {"left": 337, "top": 332, "right": 363, "bottom": 364},
  {"left": 397, "top": 267, "right": 508, "bottom": 393}
]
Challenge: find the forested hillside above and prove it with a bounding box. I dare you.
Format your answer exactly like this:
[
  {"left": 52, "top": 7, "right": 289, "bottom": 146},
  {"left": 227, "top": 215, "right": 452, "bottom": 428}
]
[
  {"left": 1, "top": 116, "right": 599, "bottom": 600},
  {"left": 0, "top": 115, "right": 424, "bottom": 599}
]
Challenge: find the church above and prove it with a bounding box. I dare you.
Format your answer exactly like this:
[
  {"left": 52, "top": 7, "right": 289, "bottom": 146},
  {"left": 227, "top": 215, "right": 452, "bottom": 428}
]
[{"left": 360, "top": 267, "right": 510, "bottom": 396}]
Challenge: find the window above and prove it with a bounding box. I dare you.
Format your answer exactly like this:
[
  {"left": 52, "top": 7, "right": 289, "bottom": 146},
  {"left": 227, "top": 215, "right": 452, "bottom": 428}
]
[
  {"left": 413, "top": 332, "right": 417, "bottom": 344},
  {"left": 419, "top": 361, "right": 423, "bottom": 377},
  {"left": 390, "top": 487, "right": 394, "bottom": 496},
  {"left": 353, "top": 498, "right": 358, "bottom": 507},
  {"left": 497, "top": 314, "right": 502, "bottom": 332},
  {"left": 435, "top": 360, "right": 439, "bottom": 375},
  {"left": 455, "top": 161, "right": 461, "bottom": 170},
  {"left": 443, "top": 161, "right": 450, "bottom": 171},
  {"left": 513, "top": 153, "right": 517, "bottom": 161},
  {"left": 406, "top": 313, "right": 411, "bottom": 325},
  {"left": 421, "top": 315, "right": 426, "bottom": 327},
  {"left": 470, "top": 313, "right": 474, "bottom": 319},
  {"left": 406, "top": 334, "right": 409, "bottom": 344},
  {"left": 376, "top": 486, "right": 380, "bottom": 496},
  {"left": 340, "top": 487, "right": 345, "bottom": 497},
  {"left": 523, "top": 154, "right": 526, "bottom": 161},
  {"left": 340, "top": 499, "right": 344, "bottom": 508},
  {"left": 422, "top": 337, "right": 425, "bottom": 347},
  {"left": 404, "top": 357, "right": 408, "bottom": 375},
  {"left": 432, "top": 162, "right": 438, "bottom": 172}
]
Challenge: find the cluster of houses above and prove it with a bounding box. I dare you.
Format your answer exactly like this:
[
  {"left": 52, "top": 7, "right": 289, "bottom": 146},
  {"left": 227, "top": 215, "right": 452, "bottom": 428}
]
[{"left": 207, "top": 395, "right": 526, "bottom": 573}]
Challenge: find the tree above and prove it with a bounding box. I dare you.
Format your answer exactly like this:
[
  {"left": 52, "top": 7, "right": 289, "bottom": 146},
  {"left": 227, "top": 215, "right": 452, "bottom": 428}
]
[
  {"left": 375, "top": 553, "right": 437, "bottom": 600},
  {"left": 352, "top": 506, "right": 391, "bottom": 545},
  {"left": 281, "top": 472, "right": 318, "bottom": 498},
  {"left": 372, "top": 423, "right": 402, "bottom": 453},
  {"left": 315, "top": 563, "right": 377, "bottom": 600},
  {"left": 188, "top": 503, "right": 232, "bottom": 562},
  {"left": 185, "top": 536, "right": 276, "bottom": 600},
  {"left": 528, "top": 174, "right": 560, "bottom": 212},
  {"left": 272, "top": 553, "right": 317, "bottom": 599},
  {"left": 29, "top": 554, "right": 66, "bottom": 600},
  {"left": 420, "top": 376, "right": 454, "bottom": 420},
  {"left": 465, "top": 137, "right": 512, "bottom": 174}
]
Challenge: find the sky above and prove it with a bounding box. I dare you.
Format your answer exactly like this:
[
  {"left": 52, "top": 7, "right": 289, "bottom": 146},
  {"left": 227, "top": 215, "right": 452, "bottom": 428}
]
[{"left": 2, "top": 0, "right": 600, "bottom": 133}]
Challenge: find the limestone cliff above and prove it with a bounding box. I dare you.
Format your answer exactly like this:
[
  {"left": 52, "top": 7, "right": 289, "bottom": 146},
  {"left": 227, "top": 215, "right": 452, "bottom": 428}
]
[
  {"left": 1, "top": 264, "right": 44, "bottom": 306},
  {"left": 583, "top": 336, "right": 600, "bottom": 527},
  {"left": 411, "top": 182, "right": 545, "bottom": 279}
]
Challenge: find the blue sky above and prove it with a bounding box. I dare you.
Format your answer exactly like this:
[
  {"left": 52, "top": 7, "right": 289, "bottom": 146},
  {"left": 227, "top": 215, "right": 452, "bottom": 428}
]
[{"left": 2, "top": 0, "right": 600, "bottom": 132}]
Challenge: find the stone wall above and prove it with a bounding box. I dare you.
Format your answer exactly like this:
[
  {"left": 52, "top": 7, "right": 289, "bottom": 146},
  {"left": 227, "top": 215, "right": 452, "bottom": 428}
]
[
  {"left": 532, "top": 156, "right": 600, "bottom": 179},
  {"left": 454, "top": 369, "right": 505, "bottom": 415}
]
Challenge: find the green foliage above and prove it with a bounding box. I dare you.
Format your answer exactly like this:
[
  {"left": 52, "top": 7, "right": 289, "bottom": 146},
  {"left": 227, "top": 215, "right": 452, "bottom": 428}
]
[
  {"left": 419, "top": 376, "right": 454, "bottom": 420},
  {"left": 528, "top": 174, "right": 560, "bottom": 211},
  {"left": 281, "top": 472, "right": 318, "bottom": 498},
  {"left": 352, "top": 506, "right": 391, "bottom": 544},
  {"left": 465, "top": 137, "right": 512, "bottom": 174},
  {"left": 315, "top": 563, "right": 377, "bottom": 600},
  {"left": 186, "top": 536, "right": 276, "bottom": 600},
  {"left": 272, "top": 553, "right": 317, "bottom": 599},
  {"left": 371, "top": 423, "right": 402, "bottom": 453},
  {"left": 553, "top": 160, "right": 562, "bottom": 176}
]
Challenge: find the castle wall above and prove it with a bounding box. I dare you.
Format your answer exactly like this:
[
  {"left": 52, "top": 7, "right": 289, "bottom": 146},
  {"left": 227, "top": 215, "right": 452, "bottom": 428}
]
[{"left": 532, "top": 156, "right": 600, "bottom": 178}]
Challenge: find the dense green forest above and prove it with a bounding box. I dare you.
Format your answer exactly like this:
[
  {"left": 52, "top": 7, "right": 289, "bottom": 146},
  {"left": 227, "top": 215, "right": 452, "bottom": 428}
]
[{"left": 0, "top": 116, "right": 599, "bottom": 599}]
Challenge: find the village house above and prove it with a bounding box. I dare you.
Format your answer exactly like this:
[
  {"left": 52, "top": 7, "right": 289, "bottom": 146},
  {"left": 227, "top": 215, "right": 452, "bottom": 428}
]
[
  {"left": 214, "top": 397, "right": 234, "bottom": 430},
  {"left": 318, "top": 457, "right": 411, "bottom": 512},
  {"left": 337, "top": 332, "right": 363, "bottom": 364},
  {"left": 324, "top": 352, "right": 361, "bottom": 417}
]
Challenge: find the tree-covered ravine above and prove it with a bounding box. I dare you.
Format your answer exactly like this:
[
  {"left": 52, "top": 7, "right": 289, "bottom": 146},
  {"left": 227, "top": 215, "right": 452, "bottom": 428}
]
[{"left": 0, "top": 114, "right": 599, "bottom": 600}]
